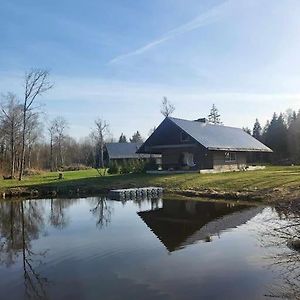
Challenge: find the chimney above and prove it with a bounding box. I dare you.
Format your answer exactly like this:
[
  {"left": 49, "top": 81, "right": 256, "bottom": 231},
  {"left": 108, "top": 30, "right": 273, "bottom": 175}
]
[{"left": 194, "top": 118, "right": 207, "bottom": 123}]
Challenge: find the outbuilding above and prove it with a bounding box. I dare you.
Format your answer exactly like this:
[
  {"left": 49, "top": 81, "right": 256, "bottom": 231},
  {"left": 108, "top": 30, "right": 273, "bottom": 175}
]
[{"left": 104, "top": 142, "right": 161, "bottom": 166}]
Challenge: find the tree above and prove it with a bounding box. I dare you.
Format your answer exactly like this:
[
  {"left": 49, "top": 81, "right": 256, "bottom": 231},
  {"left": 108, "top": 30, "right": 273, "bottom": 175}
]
[
  {"left": 19, "top": 69, "right": 53, "bottom": 180},
  {"left": 91, "top": 118, "right": 109, "bottom": 168},
  {"left": 118, "top": 133, "right": 127, "bottom": 143},
  {"left": 0, "top": 93, "right": 22, "bottom": 177},
  {"left": 208, "top": 104, "right": 222, "bottom": 125},
  {"left": 130, "top": 131, "right": 143, "bottom": 143},
  {"left": 285, "top": 108, "right": 297, "bottom": 127},
  {"left": 243, "top": 127, "right": 251, "bottom": 135},
  {"left": 52, "top": 117, "right": 69, "bottom": 169},
  {"left": 264, "top": 113, "right": 288, "bottom": 161},
  {"left": 287, "top": 110, "right": 300, "bottom": 162},
  {"left": 48, "top": 122, "right": 56, "bottom": 171},
  {"left": 252, "top": 119, "right": 262, "bottom": 140},
  {"left": 148, "top": 126, "right": 156, "bottom": 137},
  {"left": 160, "top": 97, "right": 175, "bottom": 117}
]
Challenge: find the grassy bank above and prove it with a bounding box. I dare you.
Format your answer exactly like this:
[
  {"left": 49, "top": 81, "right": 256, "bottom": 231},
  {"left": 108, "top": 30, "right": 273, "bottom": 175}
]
[{"left": 1, "top": 166, "right": 300, "bottom": 201}]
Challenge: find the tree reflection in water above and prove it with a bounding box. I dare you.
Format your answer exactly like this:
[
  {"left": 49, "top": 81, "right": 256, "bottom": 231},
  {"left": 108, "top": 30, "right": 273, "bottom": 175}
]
[
  {"left": 257, "top": 203, "right": 300, "bottom": 299},
  {"left": 89, "top": 197, "right": 113, "bottom": 228},
  {"left": 0, "top": 199, "right": 49, "bottom": 299},
  {"left": 0, "top": 197, "right": 116, "bottom": 299},
  {"left": 49, "top": 198, "right": 78, "bottom": 229}
]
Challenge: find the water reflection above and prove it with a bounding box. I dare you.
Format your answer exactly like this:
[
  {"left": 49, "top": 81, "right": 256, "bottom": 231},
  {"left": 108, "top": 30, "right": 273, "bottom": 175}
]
[
  {"left": 256, "top": 204, "right": 300, "bottom": 299},
  {"left": 0, "top": 197, "right": 113, "bottom": 300},
  {"left": 49, "top": 198, "right": 79, "bottom": 229},
  {"left": 0, "top": 197, "right": 299, "bottom": 299},
  {"left": 89, "top": 197, "right": 113, "bottom": 228},
  {"left": 0, "top": 200, "right": 48, "bottom": 299},
  {"left": 138, "top": 200, "right": 263, "bottom": 252}
]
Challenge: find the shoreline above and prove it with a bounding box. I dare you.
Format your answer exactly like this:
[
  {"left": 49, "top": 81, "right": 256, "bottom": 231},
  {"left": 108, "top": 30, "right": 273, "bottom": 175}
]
[
  {"left": 0, "top": 166, "right": 299, "bottom": 204},
  {"left": 2, "top": 184, "right": 300, "bottom": 205}
]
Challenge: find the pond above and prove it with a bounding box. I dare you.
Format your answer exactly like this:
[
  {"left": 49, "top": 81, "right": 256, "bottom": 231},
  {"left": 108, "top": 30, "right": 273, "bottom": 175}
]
[{"left": 0, "top": 196, "right": 299, "bottom": 300}]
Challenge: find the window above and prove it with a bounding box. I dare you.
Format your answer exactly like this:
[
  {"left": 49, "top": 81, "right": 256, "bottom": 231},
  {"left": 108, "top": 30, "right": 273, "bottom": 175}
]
[
  {"left": 181, "top": 131, "right": 191, "bottom": 142},
  {"left": 183, "top": 152, "right": 196, "bottom": 167},
  {"left": 225, "top": 152, "right": 236, "bottom": 162}
]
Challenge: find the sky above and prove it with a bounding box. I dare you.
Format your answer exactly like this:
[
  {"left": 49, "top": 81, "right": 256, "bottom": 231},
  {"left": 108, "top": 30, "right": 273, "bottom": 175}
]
[{"left": 1, "top": 0, "right": 300, "bottom": 140}]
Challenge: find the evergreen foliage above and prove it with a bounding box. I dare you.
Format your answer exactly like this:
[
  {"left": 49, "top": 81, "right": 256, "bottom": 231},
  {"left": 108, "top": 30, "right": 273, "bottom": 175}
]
[
  {"left": 130, "top": 131, "right": 143, "bottom": 143},
  {"left": 248, "top": 110, "right": 300, "bottom": 163},
  {"left": 252, "top": 119, "right": 262, "bottom": 140},
  {"left": 208, "top": 104, "right": 222, "bottom": 124},
  {"left": 108, "top": 161, "right": 120, "bottom": 174},
  {"left": 118, "top": 133, "right": 127, "bottom": 143}
]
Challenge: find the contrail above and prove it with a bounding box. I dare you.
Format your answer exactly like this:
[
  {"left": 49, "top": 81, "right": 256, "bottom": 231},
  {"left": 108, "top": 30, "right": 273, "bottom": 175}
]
[{"left": 108, "top": 0, "right": 232, "bottom": 64}]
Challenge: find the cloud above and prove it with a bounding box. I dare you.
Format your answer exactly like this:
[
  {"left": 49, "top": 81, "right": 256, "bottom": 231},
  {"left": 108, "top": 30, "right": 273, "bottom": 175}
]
[{"left": 109, "top": 0, "right": 233, "bottom": 64}]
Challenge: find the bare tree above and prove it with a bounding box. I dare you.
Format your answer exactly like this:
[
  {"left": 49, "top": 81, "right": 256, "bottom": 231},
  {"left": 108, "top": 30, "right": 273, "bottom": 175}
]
[
  {"left": 90, "top": 197, "right": 112, "bottom": 228},
  {"left": 161, "top": 96, "right": 175, "bottom": 117},
  {"left": 148, "top": 126, "right": 156, "bottom": 137},
  {"left": 19, "top": 69, "right": 53, "bottom": 180},
  {"left": 91, "top": 118, "right": 109, "bottom": 168},
  {"left": 53, "top": 117, "right": 68, "bottom": 169},
  {"left": 48, "top": 122, "right": 56, "bottom": 172},
  {"left": 0, "top": 93, "right": 23, "bottom": 178},
  {"left": 26, "top": 113, "right": 42, "bottom": 170}
]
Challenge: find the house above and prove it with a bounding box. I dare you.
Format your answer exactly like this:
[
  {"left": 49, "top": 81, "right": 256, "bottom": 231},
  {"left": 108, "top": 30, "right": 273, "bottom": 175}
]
[
  {"left": 137, "top": 117, "right": 272, "bottom": 171},
  {"left": 104, "top": 142, "right": 161, "bottom": 166},
  {"left": 138, "top": 200, "right": 263, "bottom": 252}
]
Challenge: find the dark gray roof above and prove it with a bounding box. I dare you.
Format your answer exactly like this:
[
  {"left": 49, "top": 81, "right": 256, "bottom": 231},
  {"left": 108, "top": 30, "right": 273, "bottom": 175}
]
[
  {"left": 106, "top": 143, "right": 160, "bottom": 159},
  {"left": 169, "top": 117, "right": 272, "bottom": 152}
]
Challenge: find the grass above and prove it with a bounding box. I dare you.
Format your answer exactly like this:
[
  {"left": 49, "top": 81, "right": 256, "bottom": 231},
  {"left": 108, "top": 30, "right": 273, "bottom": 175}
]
[{"left": 1, "top": 166, "right": 300, "bottom": 199}]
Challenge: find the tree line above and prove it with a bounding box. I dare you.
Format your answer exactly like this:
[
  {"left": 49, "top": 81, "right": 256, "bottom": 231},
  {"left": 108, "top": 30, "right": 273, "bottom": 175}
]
[
  {"left": 0, "top": 69, "right": 148, "bottom": 178},
  {"left": 1, "top": 70, "right": 299, "bottom": 179},
  {"left": 160, "top": 98, "right": 300, "bottom": 164},
  {"left": 243, "top": 110, "right": 300, "bottom": 163}
]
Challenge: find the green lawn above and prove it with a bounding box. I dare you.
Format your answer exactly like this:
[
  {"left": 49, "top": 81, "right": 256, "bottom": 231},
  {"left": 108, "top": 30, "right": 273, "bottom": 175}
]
[{"left": 1, "top": 166, "right": 300, "bottom": 197}]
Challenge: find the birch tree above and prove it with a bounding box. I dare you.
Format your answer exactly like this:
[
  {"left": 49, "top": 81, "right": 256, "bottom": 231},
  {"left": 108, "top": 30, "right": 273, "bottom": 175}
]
[
  {"left": 19, "top": 69, "right": 53, "bottom": 180},
  {"left": 91, "top": 118, "right": 109, "bottom": 168},
  {"left": 0, "top": 93, "right": 22, "bottom": 178}
]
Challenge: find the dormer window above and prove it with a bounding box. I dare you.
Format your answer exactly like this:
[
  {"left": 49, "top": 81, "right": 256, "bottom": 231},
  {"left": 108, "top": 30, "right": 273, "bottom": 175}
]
[{"left": 181, "top": 131, "right": 191, "bottom": 142}]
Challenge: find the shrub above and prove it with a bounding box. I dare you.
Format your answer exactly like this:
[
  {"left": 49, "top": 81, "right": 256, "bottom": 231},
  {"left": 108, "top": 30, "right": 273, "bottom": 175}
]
[
  {"left": 143, "top": 158, "right": 158, "bottom": 171},
  {"left": 63, "top": 164, "right": 91, "bottom": 171},
  {"left": 108, "top": 161, "right": 120, "bottom": 174},
  {"left": 120, "top": 161, "right": 133, "bottom": 174},
  {"left": 133, "top": 160, "right": 146, "bottom": 173},
  {"left": 23, "top": 169, "right": 43, "bottom": 176}
]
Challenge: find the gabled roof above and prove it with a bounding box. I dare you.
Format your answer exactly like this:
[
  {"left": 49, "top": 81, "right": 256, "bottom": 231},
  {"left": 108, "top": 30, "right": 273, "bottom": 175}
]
[
  {"left": 138, "top": 201, "right": 263, "bottom": 252},
  {"left": 141, "top": 117, "right": 272, "bottom": 152},
  {"left": 105, "top": 142, "right": 160, "bottom": 159}
]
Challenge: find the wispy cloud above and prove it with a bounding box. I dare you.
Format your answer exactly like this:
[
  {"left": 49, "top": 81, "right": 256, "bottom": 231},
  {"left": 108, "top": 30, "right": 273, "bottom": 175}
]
[{"left": 109, "top": 0, "right": 233, "bottom": 64}]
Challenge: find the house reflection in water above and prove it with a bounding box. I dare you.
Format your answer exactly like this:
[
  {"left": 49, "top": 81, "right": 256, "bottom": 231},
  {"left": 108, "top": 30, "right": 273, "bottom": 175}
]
[{"left": 138, "top": 200, "right": 263, "bottom": 252}]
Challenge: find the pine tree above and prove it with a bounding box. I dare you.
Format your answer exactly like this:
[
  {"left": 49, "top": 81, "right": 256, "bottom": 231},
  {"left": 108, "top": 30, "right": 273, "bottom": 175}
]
[
  {"left": 130, "top": 131, "right": 143, "bottom": 143},
  {"left": 243, "top": 127, "right": 251, "bottom": 135},
  {"left": 264, "top": 113, "right": 288, "bottom": 160},
  {"left": 287, "top": 110, "right": 300, "bottom": 162},
  {"left": 208, "top": 104, "right": 222, "bottom": 125},
  {"left": 252, "top": 119, "right": 262, "bottom": 140},
  {"left": 118, "top": 133, "right": 127, "bottom": 143}
]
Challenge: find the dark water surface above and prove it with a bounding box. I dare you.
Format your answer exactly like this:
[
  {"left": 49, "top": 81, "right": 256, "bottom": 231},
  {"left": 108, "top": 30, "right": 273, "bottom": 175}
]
[{"left": 0, "top": 197, "right": 299, "bottom": 300}]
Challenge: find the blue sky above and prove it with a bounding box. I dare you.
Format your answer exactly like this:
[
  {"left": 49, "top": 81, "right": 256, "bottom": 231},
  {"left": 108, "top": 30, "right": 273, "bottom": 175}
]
[{"left": 1, "top": 0, "right": 300, "bottom": 139}]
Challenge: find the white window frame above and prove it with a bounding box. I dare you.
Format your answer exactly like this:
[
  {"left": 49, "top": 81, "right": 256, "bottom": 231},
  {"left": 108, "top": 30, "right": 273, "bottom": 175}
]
[{"left": 224, "top": 152, "right": 236, "bottom": 162}]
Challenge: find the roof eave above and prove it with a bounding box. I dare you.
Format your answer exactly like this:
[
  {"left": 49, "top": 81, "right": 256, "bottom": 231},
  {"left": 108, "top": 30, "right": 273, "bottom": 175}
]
[{"left": 207, "top": 147, "right": 273, "bottom": 153}]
